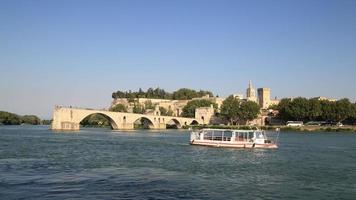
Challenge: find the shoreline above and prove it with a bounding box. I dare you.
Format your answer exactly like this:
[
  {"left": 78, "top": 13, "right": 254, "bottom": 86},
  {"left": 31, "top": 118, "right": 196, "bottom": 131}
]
[
  {"left": 185, "top": 125, "right": 356, "bottom": 132},
  {"left": 2, "top": 124, "right": 356, "bottom": 132}
]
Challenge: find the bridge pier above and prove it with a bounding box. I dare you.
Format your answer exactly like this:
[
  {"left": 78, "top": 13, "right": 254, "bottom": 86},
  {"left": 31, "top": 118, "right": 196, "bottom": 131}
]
[
  {"left": 118, "top": 123, "right": 134, "bottom": 130},
  {"left": 154, "top": 123, "right": 167, "bottom": 129},
  {"left": 52, "top": 122, "right": 80, "bottom": 131}
]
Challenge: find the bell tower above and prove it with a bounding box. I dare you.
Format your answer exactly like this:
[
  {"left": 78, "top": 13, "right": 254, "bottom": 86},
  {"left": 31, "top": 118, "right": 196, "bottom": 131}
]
[{"left": 246, "top": 80, "right": 257, "bottom": 102}]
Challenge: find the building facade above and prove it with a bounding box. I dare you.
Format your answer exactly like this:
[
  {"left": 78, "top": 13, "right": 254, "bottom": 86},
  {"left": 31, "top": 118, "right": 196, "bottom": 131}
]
[{"left": 257, "top": 88, "right": 280, "bottom": 109}]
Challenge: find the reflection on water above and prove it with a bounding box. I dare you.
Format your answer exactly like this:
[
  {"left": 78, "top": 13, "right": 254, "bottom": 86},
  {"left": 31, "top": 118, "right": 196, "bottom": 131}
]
[{"left": 0, "top": 126, "right": 356, "bottom": 199}]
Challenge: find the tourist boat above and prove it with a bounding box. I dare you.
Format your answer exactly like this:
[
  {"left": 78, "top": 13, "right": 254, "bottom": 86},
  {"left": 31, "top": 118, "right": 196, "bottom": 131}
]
[{"left": 190, "top": 129, "right": 278, "bottom": 149}]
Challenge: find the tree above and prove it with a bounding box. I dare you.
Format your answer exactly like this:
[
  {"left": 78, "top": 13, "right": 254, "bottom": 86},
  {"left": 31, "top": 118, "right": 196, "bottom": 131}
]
[
  {"left": 275, "top": 98, "right": 355, "bottom": 123},
  {"left": 0, "top": 111, "right": 21, "bottom": 125},
  {"left": 276, "top": 98, "right": 293, "bottom": 121},
  {"left": 307, "top": 98, "right": 322, "bottom": 121},
  {"left": 239, "top": 101, "right": 261, "bottom": 122},
  {"left": 159, "top": 107, "right": 173, "bottom": 116},
  {"left": 173, "top": 88, "right": 214, "bottom": 100},
  {"left": 353, "top": 103, "right": 356, "bottom": 120},
  {"left": 144, "top": 100, "right": 156, "bottom": 110},
  {"left": 133, "top": 103, "right": 145, "bottom": 114},
  {"left": 220, "top": 96, "right": 260, "bottom": 125},
  {"left": 181, "top": 99, "right": 217, "bottom": 118},
  {"left": 21, "top": 115, "right": 41, "bottom": 125},
  {"left": 320, "top": 100, "right": 336, "bottom": 121},
  {"left": 172, "top": 88, "right": 198, "bottom": 100},
  {"left": 334, "top": 98, "right": 353, "bottom": 122},
  {"left": 112, "top": 87, "right": 212, "bottom": 100},
  {"left": 42, "top": 119, "right": 52, "bottom": 125},
  {"left": 110, "top": 104, "right": 127, "bottom": 112},
  {"left": 220, "top": 96, "right": 241, "bottom": 125}
]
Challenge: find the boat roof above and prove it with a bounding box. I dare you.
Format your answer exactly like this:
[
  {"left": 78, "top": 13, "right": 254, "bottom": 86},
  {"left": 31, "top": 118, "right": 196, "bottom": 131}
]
[{"left": 199, "top": 128, "right": 262, "bottom": 132}]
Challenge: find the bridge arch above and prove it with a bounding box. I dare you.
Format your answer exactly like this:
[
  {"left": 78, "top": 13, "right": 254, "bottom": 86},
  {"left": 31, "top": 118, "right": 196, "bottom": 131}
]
[
  {"left": 133, "top": 117, "right": 155, "bottom": 129},
  {"left": 79, "top": 112, "right": 119, "bottom": 129},
  {"left": 190, "top": 120, "right": 199, "bottom": 125},
  {"left": 166, "top": 118, "right": 181, "bottom": 129}
]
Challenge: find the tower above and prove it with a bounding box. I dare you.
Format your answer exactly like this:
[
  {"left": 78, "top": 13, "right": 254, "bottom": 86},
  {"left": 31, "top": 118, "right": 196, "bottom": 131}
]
[
  {"left": 246, "top": 80, "right": 257, "bottom": 102},
  {"left": 257, "top": 88, "right": 271, "bottom": 109}
]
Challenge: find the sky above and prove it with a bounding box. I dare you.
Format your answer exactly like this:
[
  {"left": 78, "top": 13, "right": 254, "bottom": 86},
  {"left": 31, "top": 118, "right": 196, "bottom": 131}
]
[{"left": 0, "top": 0, "right": 356, "bottom": 119}]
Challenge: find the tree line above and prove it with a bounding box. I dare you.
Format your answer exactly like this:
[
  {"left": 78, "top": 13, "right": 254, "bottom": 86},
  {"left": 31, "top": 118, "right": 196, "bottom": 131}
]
[
  {"left": 275, "top": 97, "right": 356, "bottom": 123},
  {"left": 0, "top": 111, "right": 49, "bottom": 125},
  {"left": 112, "top": 87, "right": 214, "bottom": 100}
]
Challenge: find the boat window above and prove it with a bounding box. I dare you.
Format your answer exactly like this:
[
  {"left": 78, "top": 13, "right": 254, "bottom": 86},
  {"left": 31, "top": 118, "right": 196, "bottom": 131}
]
[
  {"left": 248, "top": 132, "right": 254, "bottom": 139},
  {"left": 213, "top": 130, "right": 223, "bottom": 141},
  {"left": 203, "top": 130, "right": 213, "bottom": 140},
  {"left": 223, "top": 131, "right": 233, "bottom": 141},
  {"left": 236, "top": 132, "right": 243, "bottom": 141}
]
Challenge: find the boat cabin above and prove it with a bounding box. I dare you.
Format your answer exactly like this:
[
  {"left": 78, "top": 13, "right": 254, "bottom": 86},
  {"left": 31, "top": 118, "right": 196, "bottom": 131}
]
[{"left": 190, "top": 129, "right": 278, "bottom": 149}]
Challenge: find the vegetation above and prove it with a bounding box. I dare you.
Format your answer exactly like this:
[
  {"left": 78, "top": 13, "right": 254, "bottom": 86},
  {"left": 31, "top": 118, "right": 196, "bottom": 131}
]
[
  {"left": 21, "top": 115, "right": 41, "bottom": 125},
  {"left": 110, "top": 104, "right": 127, "bottom": 112},
  {"left": 159, "top": 107, "right": 173, "bottom": 116},
  {"left": 186, "top": 124, "right": 256, "bottom": 130},
  {"left": 132, "top": 103, "right": 145, "bottom": 114},
  {"left": 112, "top": 87, "right": 213, "bottom": 100},
  {"left": 0, "top": 111, "right": 21, "bottom": 125},
  {"left": 0, "top": 111, "right": 43, "bottom": 125},
  {"left": 172, "top": 88, "right": 213, "bottom": 100},
  {"left": 220, "top": 96, "right": 261, "bottom": 125},
  {"left": 144, "top": 100, "right": 156, "bottom": 110},
  {"left": 276, "top": 97, "right": 356, "bottom": 123},
  {"left": 181, "top": 99, "right": 218, "bottom": 118},
  {"left": 80, "top": 114, "right": 111, "bottom": 127},
  {"left": 41, "top": 119, "right": 52, "bottom": 125}
]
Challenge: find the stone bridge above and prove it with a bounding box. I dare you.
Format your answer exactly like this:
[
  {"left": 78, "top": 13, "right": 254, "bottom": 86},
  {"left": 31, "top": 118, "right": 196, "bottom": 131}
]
[{"left": 51, "top": 106, "right": 202, "bottom": 131}]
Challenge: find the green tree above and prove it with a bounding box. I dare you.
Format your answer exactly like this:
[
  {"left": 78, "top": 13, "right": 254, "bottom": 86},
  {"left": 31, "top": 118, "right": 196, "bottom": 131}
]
[
  {"left": 239, "top": 101, "right": 261, "bottom": 122},
  {"left": 112, "top": 87, "right": 212, "bottom": 100},
  {"left": 144, "top": 100, "right": 156, "bottom": 110},
  {"left": 320, "top": 100, "right": 336, "bottom": 121},
  {"left": 220, "top": 96, "right": 260, "bottom": 125},
  {"left": 21, "top": 115, "right": 41, "bottom": 125},
  {"left": 276, "top": 98, "right": 293, "bottom": 121},
  {"left": 133, "top": 103, "right": 145, "bottom": 114},
  {"left": 277, "top": 97, "right": 310, "bottom": 121},
  {"left": 159, "top": 107, "right": 173, "bottom": 116},
  {"left": 276, "top": 98, "right": 355, "bottom": 123},
  {"left": 352, "top": 103, "right": 356, "bottom": 121},
  {"left": 181, "top": 99, "right": 217, "bottom": 118},
  {"left": 307, "top": 98, "right": 322, "bottom": 121},
  {"left": 110, "top": 104, "right": 128, "bottom": 112},
  {"left": 220, "top": 96, "right": 241, "bottom": 125},
  {"left": 172, "top": 88, "right": 214, "bottom": 100},
  {"left": 0, "top": 111, "right": 21, "bottom": 125},
  {"left": 334, "top": 98, "right": 353, "bottom": 122},
  {"left": 42, "top": 119, "right": 52, "bottom": 125}
]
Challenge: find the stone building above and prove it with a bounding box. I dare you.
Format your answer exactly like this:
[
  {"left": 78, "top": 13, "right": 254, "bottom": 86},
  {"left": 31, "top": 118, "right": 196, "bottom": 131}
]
[
  {"left": 195, "top": 105, "right": 215, "bottom": 125},
  {"left": 111, "top": 98, "right": 188, "bottom": 117},
  {"left": 257, "top": 88, "right": 280, "bottom": 109},
  {"left": 246, "top": 80, "right": 257, "bottom": 102}
]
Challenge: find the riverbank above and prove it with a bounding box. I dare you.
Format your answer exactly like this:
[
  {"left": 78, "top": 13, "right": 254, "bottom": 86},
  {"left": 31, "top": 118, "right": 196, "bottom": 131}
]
[{"left": 186, "top": 124, "right": 356, "bottom": 132}]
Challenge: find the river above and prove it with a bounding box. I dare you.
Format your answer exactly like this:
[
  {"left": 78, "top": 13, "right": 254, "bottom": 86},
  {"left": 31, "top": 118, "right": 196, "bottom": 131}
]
[{"left": 0, "top": 126, "right": 355, "bottom": 199}]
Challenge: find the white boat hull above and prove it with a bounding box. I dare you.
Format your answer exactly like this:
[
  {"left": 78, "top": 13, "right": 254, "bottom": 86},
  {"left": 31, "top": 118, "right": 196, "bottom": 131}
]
[{"left": 190, "top": 140, "right": 278, "bottom": 149}]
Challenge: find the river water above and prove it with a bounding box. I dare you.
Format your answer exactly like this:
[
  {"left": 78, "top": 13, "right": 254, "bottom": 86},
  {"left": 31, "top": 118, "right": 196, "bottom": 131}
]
[{"left": 0, "top": 126, "right": 355, "bottom": 200}]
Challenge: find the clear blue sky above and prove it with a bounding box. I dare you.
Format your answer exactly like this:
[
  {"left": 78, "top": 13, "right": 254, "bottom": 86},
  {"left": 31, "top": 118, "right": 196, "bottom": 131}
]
[{"left": 1, "top": 0, "right": 355, "bottom": 118}]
